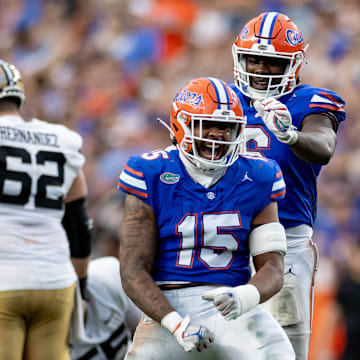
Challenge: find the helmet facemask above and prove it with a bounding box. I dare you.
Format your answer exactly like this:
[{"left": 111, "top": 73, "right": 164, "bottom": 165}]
[
  {"left": 176, "top": 109, "right": 246, "bottom": 172},
  {"left": 169, "top": 77, "right": 246, "bottom": 172},
  {"left": 232, "top": 44, "right": 306, "bottom": 101}
]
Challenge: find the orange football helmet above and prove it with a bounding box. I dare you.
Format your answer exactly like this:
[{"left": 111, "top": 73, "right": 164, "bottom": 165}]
[
  {"left": 232, "top": 12, "right": 308, "bottom": 100},
  {"left": 0, "top": 60, "right": 25, "bottom": 108},
  {"left": 170, "top": 77, "right": 246, "bottom": 170}
]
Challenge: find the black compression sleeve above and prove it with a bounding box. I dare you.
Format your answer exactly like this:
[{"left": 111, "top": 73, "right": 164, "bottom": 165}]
[{"left": 62, "top": 197, "right": 92, "bottom": 258}]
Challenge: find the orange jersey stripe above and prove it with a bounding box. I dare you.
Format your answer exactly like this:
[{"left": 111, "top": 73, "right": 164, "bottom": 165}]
[
  {"left": 275, "top": 171, "right": 283, "bottom": 179},
  {"left": 309, "top": 104, "right": 345, "bottom": 112},
  {"left": 318, "top": 91, "right": 344, "bottom": 108},
  {"left": 270, "top": 189, "right": 286, "bottom": 199},
  {"left": 118, "top": 182, "right": 148, "bottom": 198},
  {"left": 124, "top": 163, "right": 144, "bottom": 178}
]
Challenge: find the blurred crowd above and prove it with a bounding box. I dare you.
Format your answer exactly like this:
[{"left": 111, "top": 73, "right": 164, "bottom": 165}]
[{"left": 0, "top": 0, "right": 359, "bottom": 358}]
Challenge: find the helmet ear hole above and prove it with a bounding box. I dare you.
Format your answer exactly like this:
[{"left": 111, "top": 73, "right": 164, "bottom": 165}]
[{"left": 177, "top": 111, "right": 190, "bottom": 126}]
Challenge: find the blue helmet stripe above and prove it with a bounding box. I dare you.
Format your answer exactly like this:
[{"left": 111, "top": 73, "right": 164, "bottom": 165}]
[
  {"left": 257, "top": 12, "right": 269, "bottom": 43},
  {"left": 258, "top": 12, "right": 280, "bottom": 45},
  {"left": 207, "top": 77, "right": 230, "bottom": 110},
  {"left": 267, "top": 13, "right": 279, "bottom": 44}
]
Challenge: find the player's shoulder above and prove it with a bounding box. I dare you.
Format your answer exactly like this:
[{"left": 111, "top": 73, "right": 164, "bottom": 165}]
[
  {"left": 292, "top": 83, "right": 340, "bottom": 96},
  {"left": 228, "top": 82, "right": 237, "bottom": 92},
  {"left": 234, "top": 155, "right": 285, "bottom": 200},
  {"left": 31, "top": 118, "right": 83, "bottom": 149},
  {"left": 235, "top": 154, "right": 280, "bottom": 181},
  {"left": 286, "top": 84, "right": 346, "bottom": 128},
  {"left": 228, "top": 82, "right": 246, "bottom": 100},
  {"left": 288, "top": 84, "right": 345, "bottom": 108},
  {"left": 31, "top": 117, "right": 81, "bottom": 136},
  {"left": 118, "top": 146, "right": 180, "bottom": 202},
  {"left": 227, "top": 83, "right": 252, "bottom": 110},
  {"left": 125, "top": 146, "right": 178, "bottom": 176}
]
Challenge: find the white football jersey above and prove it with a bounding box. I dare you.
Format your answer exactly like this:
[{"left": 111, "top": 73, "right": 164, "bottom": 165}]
[
  {"left": 70, "top": 257, "right": 141, "bottom": 360},
  {"left": 0, "top": 115, "right": 84, "bottom": 290}
]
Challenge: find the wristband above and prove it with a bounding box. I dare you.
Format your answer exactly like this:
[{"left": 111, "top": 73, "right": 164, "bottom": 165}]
[
  {"left": 161, "top": 311, "right": 183, "bottom": 334},
  {"left": 79, "top": 277, "right": 88, "bottom": 299},
  {"left": 276, "top": 129, "right": 299, "bottom": 145},
  {"left": 233, "top": 284, "right": 261, "bottom": 312}
]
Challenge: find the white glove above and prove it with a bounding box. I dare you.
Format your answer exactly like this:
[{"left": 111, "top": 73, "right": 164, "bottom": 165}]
[
  {"left": 202, "top": 284, "right": 260, "bottom": 321},
  {"left": 161, "top": 311, "right": 213, "bottom": 352},
  {"left": 254, "top": 97, "right": 298, "bottom": 145}
]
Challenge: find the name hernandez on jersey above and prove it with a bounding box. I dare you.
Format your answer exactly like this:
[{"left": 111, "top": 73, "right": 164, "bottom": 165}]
[
  {"left": 0, "top": 125, "right": 59, "bottom": 147},
  {"left": 118, "top": 147, "right": 285, "bottom": 287},
  {"left": 230, "top": 84, "right": 346, "bottom": 228},
  {"left": 0, "top": 116, "right": 84, "bottom": 221},
  {"left": 0, "top": 115, "right": 85, "bottom": 291}
]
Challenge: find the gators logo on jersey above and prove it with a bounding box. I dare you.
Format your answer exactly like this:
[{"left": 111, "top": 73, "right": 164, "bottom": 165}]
[{"left": 160, "top": 172, "right": 180, "bottom": 184}]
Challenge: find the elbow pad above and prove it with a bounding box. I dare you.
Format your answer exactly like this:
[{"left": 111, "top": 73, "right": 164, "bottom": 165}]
[
  {"left": 249, "top": 222, "right": 287, "bottom": 256},
  {"left": 62, "top": 197, "right": 92, "bottom": 258}
]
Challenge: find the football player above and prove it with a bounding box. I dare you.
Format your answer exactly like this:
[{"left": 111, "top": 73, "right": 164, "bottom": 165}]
[
  {"left": 118, "top": 77, "right": 295, "bottom": 359},
  {"left": 0, "top": 60, "right": 91, "bottom": 360},
  {"left": 70, "top": 256, "right": 141, "bottom": 360},
  {"left": 230, "top": 12, "right": 346, "bottom": 360}
]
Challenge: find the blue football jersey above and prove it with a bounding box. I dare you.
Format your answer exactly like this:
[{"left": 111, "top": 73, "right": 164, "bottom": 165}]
[
  {"left": 118, "top": 147, "right": 285, "bottom": 287},
  {"left": 230, "top": 84, "right": 346, "bottom": 228}
]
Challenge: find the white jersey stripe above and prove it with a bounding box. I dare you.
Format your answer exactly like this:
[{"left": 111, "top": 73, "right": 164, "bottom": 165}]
[
  {"left": 120, "top": 171, "right": 147, "bottom": 190},
  {"left": 310, "top": 94, "right": 334, "bottom": 105},
  {"left": 272, "top": 177, "right": 286, "bottom": 192}
]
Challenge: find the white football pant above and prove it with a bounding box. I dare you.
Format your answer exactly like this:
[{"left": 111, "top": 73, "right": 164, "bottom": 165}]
[
  {"left": 263, "top": 224, "right": 319, "bottom": 360},
  {"left": 126, "top": 285, "right": 295, "bottom": 360}
]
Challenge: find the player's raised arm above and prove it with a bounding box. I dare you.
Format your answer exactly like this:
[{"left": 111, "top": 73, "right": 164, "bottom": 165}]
[
  {"left": 120, "top": 194, "right": 213, "bottom": 353},
  {"left": 120, "top": 194, "right": 173, "bottom": 321},
  {"left": 254, "top": 98, "right": 337, "bottom": 164},
  {"left": 288, "top": 113, "right": 337, "bottom": 164}
]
